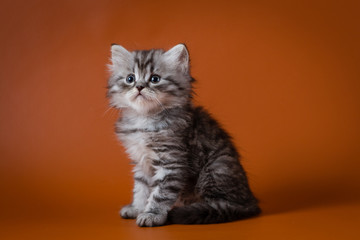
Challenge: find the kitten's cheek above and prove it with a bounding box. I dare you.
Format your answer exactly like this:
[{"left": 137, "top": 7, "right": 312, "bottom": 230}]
[{"left": 110, "top": 94, "right": 128, "bottom": 108}]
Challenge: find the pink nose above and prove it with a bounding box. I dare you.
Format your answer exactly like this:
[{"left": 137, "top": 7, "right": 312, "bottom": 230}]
[{"left": 136, "top": 86, "right": 144, "bottom": 92}]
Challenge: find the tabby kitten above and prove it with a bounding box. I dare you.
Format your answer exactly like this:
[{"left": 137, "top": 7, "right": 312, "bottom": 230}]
[{"left": 107, "top": 44, "right": 260, "bottom": 227}]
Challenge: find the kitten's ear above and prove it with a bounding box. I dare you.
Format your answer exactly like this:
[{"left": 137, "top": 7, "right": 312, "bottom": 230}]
[
  {"left": 163, "top": 44, "right": 189, "bottom": 72},
  {"left": 110, "top": 44, "right": 132, "bottom": 72}
]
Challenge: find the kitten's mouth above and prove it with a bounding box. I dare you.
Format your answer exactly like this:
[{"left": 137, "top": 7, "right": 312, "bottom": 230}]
[{"left": 134, "top": 92, "right": 147, "bottom": 100}]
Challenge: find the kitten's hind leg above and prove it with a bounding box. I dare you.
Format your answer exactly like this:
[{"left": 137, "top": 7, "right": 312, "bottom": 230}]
[{"left": 168, "top": 156, "right": 260, "bottom": 224}]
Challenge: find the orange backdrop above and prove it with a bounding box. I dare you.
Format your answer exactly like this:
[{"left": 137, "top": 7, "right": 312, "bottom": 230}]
[{"left": 1, "top": 0, "right": 359, "bottom": 239}]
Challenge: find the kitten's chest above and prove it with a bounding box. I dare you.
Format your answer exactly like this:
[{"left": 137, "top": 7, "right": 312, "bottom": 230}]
[{"left": 120, "top": 132, "right": 157, "bottom": 176}]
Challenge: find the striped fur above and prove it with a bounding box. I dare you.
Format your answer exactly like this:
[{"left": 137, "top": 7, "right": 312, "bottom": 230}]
[{"left": 108, "top": 44, "right": 260, "bottom": 227}]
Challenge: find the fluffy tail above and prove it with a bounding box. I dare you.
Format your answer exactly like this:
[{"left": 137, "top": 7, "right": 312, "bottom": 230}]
[{"left": 168, "top": 201, "right": 261, "bottom": 224}]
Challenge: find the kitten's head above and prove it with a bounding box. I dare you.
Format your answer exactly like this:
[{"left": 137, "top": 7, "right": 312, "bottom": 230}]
[{"left": 107, "top": 44, "right": 193, "bottom": 115}]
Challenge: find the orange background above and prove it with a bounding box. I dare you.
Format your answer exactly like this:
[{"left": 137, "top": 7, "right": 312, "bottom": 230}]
[{"left": 1, "top": 0, "right": 359, "bottom": 239}]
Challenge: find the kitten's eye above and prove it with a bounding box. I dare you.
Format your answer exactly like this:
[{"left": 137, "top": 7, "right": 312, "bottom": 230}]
[
  {"left": 150, "top": 75, "right": 161, "bottom": 84},
  {"left": 126, "top": 74, "right": 135, "bottom": 84}
]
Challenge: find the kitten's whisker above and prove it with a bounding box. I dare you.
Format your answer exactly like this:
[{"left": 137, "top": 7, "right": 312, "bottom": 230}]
[
  {"left": 111, "top": 107, "right": 119, "bottom": 118},
  {"left": 103, "top": 106, "right": 113, "bottom": 117},
  {"left": 148, "top": 92, "right": 169, "bottom": 114},
  {"left": 157, "top": 99, "right": 168, "bottom": 114},
  {"left": 103, "top": 106, "right": 119, "bottom": 119}
]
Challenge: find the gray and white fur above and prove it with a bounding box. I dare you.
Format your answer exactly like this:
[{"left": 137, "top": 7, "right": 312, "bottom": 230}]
[{"left": 107, "top": 44, "right": 260, "bottom": 227}]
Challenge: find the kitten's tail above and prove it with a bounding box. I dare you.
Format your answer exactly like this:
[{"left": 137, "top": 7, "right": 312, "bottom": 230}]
[{"left": 168, "top": 201, "right": 261, "bottom": 224}]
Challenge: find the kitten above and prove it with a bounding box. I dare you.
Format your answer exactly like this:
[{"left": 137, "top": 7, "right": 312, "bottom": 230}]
[{"left": 107, "top": 44, "right": 260, "bottom": 227}]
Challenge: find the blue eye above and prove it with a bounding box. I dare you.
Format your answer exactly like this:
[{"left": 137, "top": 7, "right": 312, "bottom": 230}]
[
  {"left": 126, "top": 74, "right": 135, "bottom": 84},
  {"left": 150, "top": 75, "right": 161, "bottom": 84}
]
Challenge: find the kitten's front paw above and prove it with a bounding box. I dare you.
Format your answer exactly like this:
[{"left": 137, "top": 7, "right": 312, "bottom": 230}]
[
  {"left": 120, "top": 204, "right": 140, "bottom": 219},
  {"left": 136, "top": 212, "right": 167, "bottom": 227}
]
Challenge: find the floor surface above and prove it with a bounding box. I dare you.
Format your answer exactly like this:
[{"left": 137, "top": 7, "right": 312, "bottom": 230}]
[{"left": 2, "top": 200, "right": 359, "bottom": 239}]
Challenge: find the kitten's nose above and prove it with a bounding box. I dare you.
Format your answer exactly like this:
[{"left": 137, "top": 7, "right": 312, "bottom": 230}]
[{"left": 136, "top": 86, "right": 144, "bottom": 92}]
